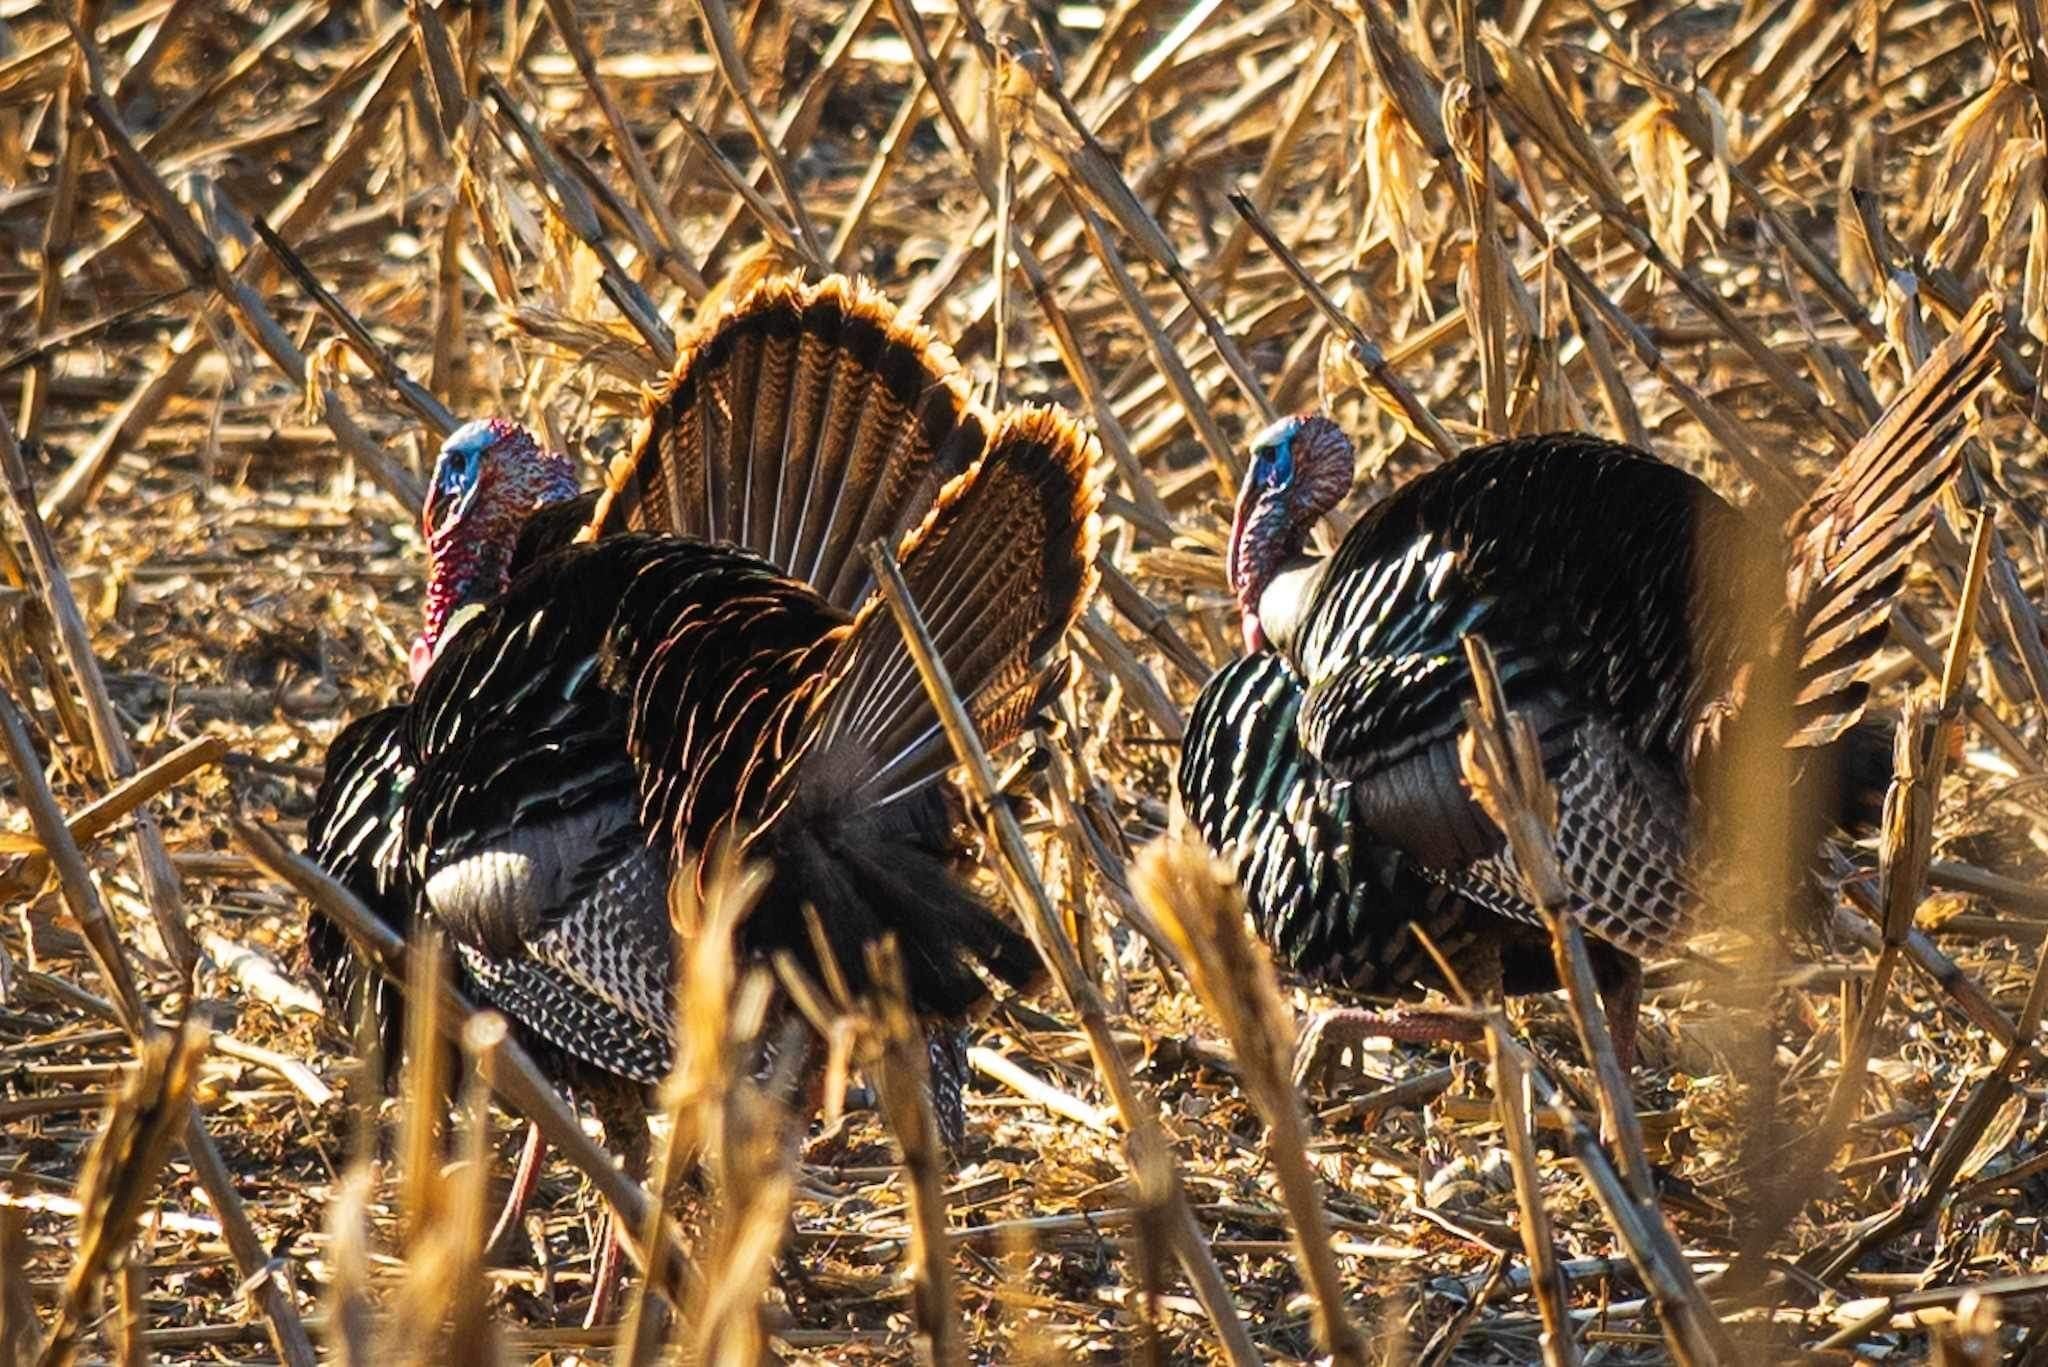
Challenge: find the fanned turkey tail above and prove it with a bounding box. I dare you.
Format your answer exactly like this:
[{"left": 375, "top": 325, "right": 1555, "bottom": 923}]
[
  {"left": 751, "top": 407, "right": 1103, "bottom": 1016},
  {"left": 808, "top": 407, "right": 1101, "bottom": 804},
  {"left": 1780, "top": 296, "right": 2001, "bottom": 748},
  {"left": 587, "top": 273, "right": 988, "bottom": 611}
]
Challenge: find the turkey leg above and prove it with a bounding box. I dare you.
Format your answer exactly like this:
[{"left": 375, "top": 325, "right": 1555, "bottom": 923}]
[
  {"left": 583, "top": 1081, "right": 651, "bottom": 1327},
  {"left": 484, "top": 1122, "right": 547, "bottom": 1262},
  {"left": 1590, "top": 951, "right": 1643, "bottom": 1076}
]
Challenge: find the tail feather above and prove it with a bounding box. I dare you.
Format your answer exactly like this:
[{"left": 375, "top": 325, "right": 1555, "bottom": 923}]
[
  {"left": 1781, "top": 296, "right": 2000, "bottom": 746},
  {"left": 749, "top": 803, "right": 1044, "bottom": 1018},
  {"left": 588, "top": 274, "right": 988, "bottom": 611},
  {"left": 794, "top": 407, "right": 1102, "bottom": 811},
  {"left": 738, "top": 407, "right": 1099, "bottom": 1025}
]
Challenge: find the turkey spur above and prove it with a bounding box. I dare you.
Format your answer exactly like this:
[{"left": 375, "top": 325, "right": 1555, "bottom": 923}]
[{"left": 1178, "top": 300, "right": 2001, "bottom": 1070}]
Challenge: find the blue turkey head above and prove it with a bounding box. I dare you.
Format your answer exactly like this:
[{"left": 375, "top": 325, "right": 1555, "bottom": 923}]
[
  {"left": 1226, "top": 413, "right": 1354, "bottom": 651},
  {"left": 413, "top": 418, "right": 578, "bottom": 684}
]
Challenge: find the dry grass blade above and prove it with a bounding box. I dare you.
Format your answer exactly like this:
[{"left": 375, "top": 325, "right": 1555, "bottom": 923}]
[
  {"left": 16, "top": 734, "right": 224, "bottom": 856},
  {"left": 396, "top": 926, "right": 449, "bottom": 1261},
  {"left": 322, "top": 1168, "right": 377, "bottom": 1367},
  {"left": 1, "top": 1206, "right": 36, "bottom": 1364},
  {"left": 627, "top": 839, "right": 784, "bottom": 1361},
  {"left": 1134, "top": 837, "right": 1369, "bottom": 1367},
  {"left": 36, "top": 1019, "right": 208, "bottom": 1367},
  {"left": 866, "top": 942, "right": 965, "bottom": 1367},
  {"left": 502, "top": 303, "right": 666, "bottom": 392},
  {"left": 1486, "top": 1036, "right": 1580, "bottom": 1367},
  {"left": 0, "top": 682, "right": 148, "bottom": 1028},
  {"left": 670, "top": 113, "right": 827, "bottom": 273},
  {"left": 828, "top": 16, "right": 957, "bottom": 266},
  {"left": 0, "top": 287, "right": 190, "bottom": 379},
  {"left": 1061, "top": 191, "right": 1245, "bottom": 491},
  {"left": 18, "top": 0, "right": 101, "bottom": 449},
  {"left": 1443, "top": 11, "right": 1510, "bottom": 439},
  {"left": 676, "top": 1022, "right": 799, "bottom": 1364}
]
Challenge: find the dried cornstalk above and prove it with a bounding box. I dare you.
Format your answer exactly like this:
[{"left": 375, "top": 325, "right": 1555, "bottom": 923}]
[
  {"left": 1133, "top": 838, "right": 1369, "bottom": 1367},
  {"left": 37, "top": 1019, "right": 208, "bottom": 1367},
  {"left": 1460, "top": 636, "right": 1732, "bottom": 1366}
]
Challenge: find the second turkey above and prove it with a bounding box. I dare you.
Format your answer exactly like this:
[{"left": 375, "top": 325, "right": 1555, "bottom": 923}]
[{"left": 1178, "top": 302, "right": 2002, "bottom": 1080}]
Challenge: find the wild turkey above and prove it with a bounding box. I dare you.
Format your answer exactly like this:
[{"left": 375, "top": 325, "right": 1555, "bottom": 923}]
[
  {"left": 306, "top": 273, "right": 1098, "bottom": 1314},
  {"left": 1178, "top": 303, "right": 2000, "bottom": 1073},
  {"left": 403, "top": 273, "right": 1093, "bottom": 1076},
  {"left": 303, "top": 420, "right": 594, "bottom": 1275},
  {"left": 303, "top": 419, "right": 585, "bottom": 1070}
]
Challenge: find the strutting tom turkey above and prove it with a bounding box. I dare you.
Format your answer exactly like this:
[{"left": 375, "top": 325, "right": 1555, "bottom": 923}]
[
  {"left": 405, "top": 274, "right": 1095, "bottom": 1080},
  {"left": 302, "top": 273, "right": 1101, "bottom": 1316},
  {"left": 1177, "top": 300, "right": 2002, "bottom": 1073}
]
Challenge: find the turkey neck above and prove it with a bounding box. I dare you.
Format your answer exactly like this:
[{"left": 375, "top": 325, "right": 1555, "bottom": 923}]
[{"left": 1256, "top": 552, "right": 1328, "bottom": 658}]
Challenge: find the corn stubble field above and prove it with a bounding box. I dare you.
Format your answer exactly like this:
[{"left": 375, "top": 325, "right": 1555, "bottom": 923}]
[{"left": 5, "top": 0, "right": 2048, "bottom": 1360}]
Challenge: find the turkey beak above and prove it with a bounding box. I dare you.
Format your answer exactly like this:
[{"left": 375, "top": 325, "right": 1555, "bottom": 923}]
[
  {"left": 425, "top": 474, "right": 481, "bottom": 545},
  {"left": 1240, "top": 610, "right": 1267, "bottom": 653},
  {"left": 408, "top": 633, "right": 437, "bottom": 685}
]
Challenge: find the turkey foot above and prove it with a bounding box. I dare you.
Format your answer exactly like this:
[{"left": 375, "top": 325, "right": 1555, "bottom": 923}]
[{"left": 1291, "top": 1006, "right": 1486, "bottom": 1092}]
